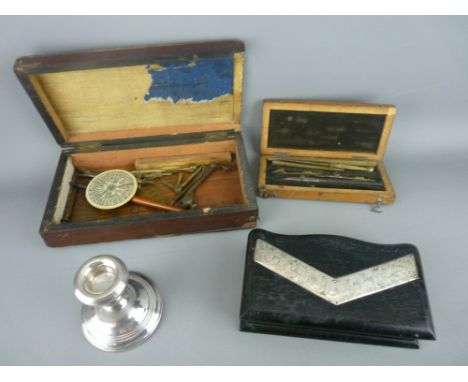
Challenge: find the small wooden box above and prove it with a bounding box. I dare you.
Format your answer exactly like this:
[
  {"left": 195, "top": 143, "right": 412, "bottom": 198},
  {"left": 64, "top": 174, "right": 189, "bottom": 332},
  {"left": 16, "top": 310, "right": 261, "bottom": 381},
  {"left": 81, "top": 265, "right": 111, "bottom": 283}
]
[
  {"left": 15, "top": 40, "right": 258, "bottom": 247},
  {"left": 258, "top": 100, "right": 396, "bottom": 205}
]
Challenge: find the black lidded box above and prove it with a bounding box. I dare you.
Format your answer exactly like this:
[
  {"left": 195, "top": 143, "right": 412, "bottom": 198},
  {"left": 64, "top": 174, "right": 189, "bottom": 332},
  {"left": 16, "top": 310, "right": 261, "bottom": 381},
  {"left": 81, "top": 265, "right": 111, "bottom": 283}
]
[{"left": 240, "top": 229, "right": 435, "bottom": 348}]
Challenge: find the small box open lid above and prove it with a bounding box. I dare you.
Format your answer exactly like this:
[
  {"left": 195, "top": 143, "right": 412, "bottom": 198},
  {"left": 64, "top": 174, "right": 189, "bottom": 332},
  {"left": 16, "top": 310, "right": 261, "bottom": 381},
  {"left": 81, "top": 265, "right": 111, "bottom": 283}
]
[
  {"left": 261, "top": 100, "right": 396, "bottom": 161},
  {"left": 14, "top": 40, "right": 245, "bottom": 148}
]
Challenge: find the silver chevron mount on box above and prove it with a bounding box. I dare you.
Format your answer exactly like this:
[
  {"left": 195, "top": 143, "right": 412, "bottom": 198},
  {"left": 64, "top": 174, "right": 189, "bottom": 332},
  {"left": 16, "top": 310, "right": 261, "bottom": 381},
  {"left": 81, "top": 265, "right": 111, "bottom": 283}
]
[{"left": 254, "top": 239, "right": 419, "bottom": 305}]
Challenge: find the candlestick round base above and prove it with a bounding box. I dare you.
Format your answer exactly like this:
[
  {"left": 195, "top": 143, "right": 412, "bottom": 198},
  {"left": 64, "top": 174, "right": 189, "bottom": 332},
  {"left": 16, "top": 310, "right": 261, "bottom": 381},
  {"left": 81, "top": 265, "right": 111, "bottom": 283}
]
[{"left": 80, "top": 272, "right": 163, "bottom": 352}]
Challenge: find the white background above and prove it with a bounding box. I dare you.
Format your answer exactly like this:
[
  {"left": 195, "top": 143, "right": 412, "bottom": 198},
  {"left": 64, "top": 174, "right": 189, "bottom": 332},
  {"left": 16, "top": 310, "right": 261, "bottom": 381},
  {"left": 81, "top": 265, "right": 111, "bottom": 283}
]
[{"left": 0, "top": 16, "right": 467, "bottom": 365}]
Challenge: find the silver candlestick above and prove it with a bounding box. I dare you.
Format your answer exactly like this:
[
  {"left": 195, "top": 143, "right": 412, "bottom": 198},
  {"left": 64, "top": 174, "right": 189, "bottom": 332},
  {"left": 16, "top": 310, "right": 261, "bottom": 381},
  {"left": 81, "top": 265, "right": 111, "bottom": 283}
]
[{"left": 74, "top": 255, "right": 163, "bottom": 352}]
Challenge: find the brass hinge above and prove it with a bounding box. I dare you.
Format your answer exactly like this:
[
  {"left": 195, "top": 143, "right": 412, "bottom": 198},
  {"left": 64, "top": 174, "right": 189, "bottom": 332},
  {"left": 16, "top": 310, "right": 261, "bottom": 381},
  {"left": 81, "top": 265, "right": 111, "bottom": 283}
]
[
  {"left": 206, "top": 131, "right": 230, "bottom": 141},
  {"left": 271, "top": 152, "right": 291, "bottom": 160},
  {"left": 75, "top": 143, "right": 102, "bottom": 152}
]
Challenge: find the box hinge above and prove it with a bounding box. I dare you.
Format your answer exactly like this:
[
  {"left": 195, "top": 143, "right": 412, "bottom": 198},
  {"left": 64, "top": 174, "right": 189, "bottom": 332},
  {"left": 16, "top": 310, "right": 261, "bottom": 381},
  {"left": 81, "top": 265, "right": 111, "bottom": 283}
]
[
  {"left": 270, "top": 152, "right": 291, "bottom": 159},
  {"left": 74, "top": 143, "right": 102, "bottom": 153},
  {"left": 205, "top": 131, "right": 230, "bottom": 141}
]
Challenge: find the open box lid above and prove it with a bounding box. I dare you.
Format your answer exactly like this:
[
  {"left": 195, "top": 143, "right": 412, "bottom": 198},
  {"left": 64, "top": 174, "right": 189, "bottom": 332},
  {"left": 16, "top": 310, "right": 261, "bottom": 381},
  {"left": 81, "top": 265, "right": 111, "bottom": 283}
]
[
  {"left": 261, "top": 100, "right": 396, "bottom": 161},
  {"left": 14, "top": 40, "right": 245, "bottom": 149}
]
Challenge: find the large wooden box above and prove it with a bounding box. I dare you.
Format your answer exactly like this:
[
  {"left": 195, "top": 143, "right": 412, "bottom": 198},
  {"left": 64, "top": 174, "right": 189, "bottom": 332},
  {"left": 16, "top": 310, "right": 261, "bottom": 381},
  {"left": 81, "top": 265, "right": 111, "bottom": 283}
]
[
  {"left": 15, "top": 40, "right": 258, "bottom": 247},
  {"left": 258, "top": 100, "right": 396, "bottom": 205}
]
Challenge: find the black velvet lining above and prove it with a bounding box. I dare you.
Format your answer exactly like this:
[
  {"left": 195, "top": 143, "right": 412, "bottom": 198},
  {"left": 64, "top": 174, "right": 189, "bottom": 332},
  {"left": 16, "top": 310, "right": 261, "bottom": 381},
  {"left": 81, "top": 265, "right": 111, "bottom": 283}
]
[
  {"left": 267, "top": 109, "right": 386, "bottom": 153},
  {"left": 265, "top": 160, "right": 386, "bottom": 191}
]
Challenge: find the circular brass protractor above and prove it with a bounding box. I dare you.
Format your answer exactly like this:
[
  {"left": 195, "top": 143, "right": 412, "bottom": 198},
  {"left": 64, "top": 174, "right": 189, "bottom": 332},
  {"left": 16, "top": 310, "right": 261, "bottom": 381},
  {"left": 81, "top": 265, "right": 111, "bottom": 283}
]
[{"left": 85, "top": 169, "right": 138, "bottom": 210}]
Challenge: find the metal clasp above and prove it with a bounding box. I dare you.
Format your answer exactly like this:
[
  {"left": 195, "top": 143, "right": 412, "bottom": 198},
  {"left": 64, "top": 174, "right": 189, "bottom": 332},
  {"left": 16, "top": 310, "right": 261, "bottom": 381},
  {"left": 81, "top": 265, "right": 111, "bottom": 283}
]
[{"left": 371, "top": 199, "right": 383, "bottom": 213}]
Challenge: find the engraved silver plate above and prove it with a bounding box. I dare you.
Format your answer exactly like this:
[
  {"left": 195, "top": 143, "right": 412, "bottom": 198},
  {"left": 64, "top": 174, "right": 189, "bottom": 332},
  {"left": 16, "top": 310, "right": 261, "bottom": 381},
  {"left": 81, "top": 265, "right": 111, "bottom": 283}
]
[{"left": 254, "top": 239, "right": 419, "bottom": 305}]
